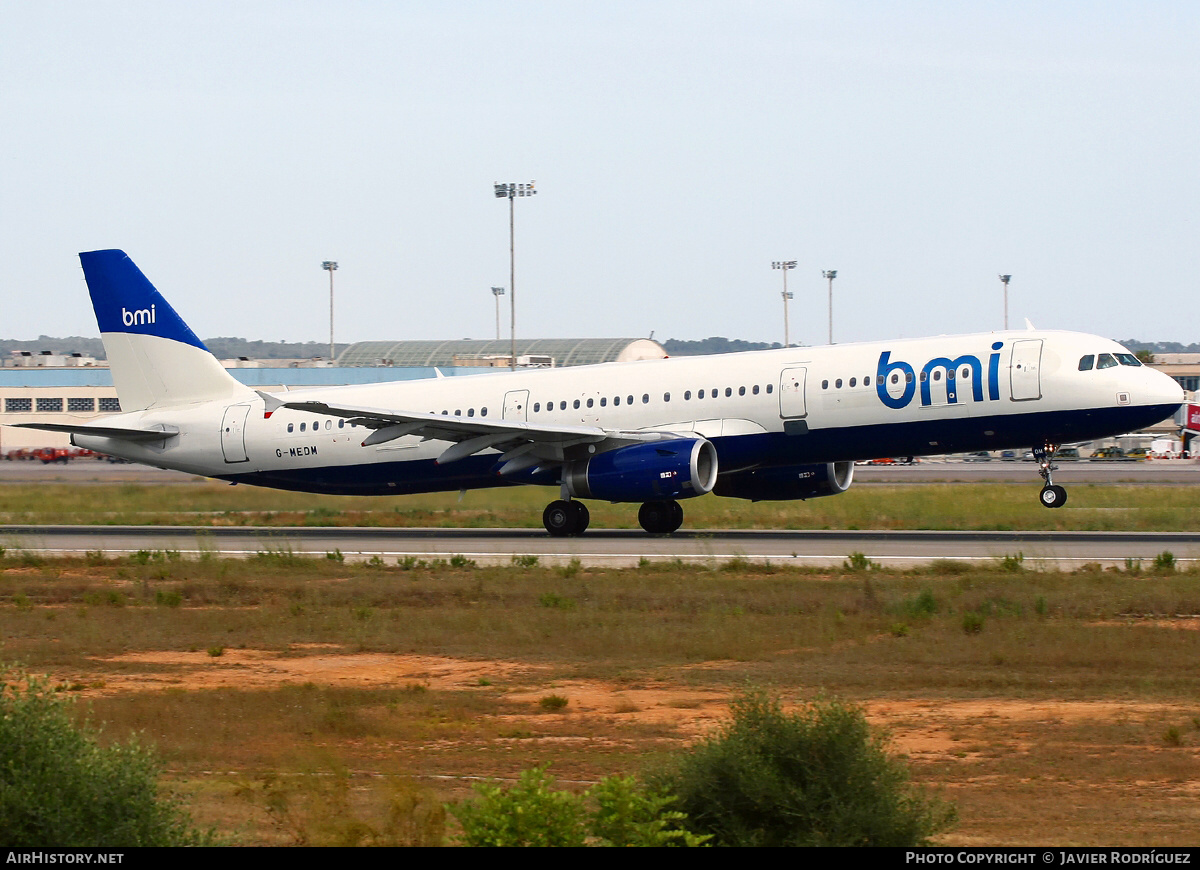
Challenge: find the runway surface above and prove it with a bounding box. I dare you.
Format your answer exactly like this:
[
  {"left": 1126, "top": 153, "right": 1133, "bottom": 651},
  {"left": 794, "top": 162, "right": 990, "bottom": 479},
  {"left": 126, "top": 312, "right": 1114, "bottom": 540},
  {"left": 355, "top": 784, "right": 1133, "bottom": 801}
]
[
  {"left": 2, "top": 457, "right": 1198, "bottom": 486},
  {"left": 3, "top": 458, "right": 1197, "bottom": 567},
  {"left": 3, "top": 524, "right": 1198, "bottom": 569}
]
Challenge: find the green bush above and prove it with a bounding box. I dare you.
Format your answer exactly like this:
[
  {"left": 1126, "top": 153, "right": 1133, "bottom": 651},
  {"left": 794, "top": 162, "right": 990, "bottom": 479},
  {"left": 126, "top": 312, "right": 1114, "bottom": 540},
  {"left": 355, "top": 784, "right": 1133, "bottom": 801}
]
[
  {"left": 0, "top": 669, "right": 209, "bottom": 846},
  {"left": 652, "top": 691, "right": 955, "bottom": 847},
  {"left": 449, "top": 766, "right": 706, "bottom": 847},
  {"left": 451, "top": 766, "right": 588, "bottom": 847}
]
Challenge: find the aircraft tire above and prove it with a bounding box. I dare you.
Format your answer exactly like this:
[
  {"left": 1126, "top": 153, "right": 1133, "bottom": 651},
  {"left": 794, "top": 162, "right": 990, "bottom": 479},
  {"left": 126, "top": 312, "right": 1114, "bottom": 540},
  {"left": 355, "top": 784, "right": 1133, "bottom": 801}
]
[
  {"left": 639, "top": 500, "right": 682, "bottom": 534},
  {"left": 1039, "top": 485, "right": 1068, "bottom": 509},
  {"left": 570, "top": 500, "right": 590, "bottom": 535},
  {"left": 543, "top": 500, "right": 579, "bottom": 536}
]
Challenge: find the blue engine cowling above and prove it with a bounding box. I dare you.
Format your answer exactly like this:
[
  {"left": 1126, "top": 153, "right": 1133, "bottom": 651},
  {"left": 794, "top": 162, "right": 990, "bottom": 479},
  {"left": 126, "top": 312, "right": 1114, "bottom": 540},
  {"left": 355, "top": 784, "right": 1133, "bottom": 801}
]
[
  {"left": 712, "top": 461, "right": 855, "bottom": 502},
  {"left": 562, "top": 438, "right": 718, "bottom": 502}
]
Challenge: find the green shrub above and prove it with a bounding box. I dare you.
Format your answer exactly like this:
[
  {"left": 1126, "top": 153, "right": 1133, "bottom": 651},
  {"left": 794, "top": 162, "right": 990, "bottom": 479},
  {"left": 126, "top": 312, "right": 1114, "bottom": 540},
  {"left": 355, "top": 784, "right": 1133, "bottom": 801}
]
[
  {"left": 652, "top": 691, "right": 955, "bottom": 847},
  {"left": 1153, "top": 551, "right": 1176, "bottom": 573},
  {"left": 589, "top": 775, "right": 709, "bottom": 847},
  {"left": 449, "top": 766, "right": 705, "bottom": 847},
  {"left": 451, "top": 766, "right": 587, "bottom": 847},
  {"left": 0, "top": 669, "right": 209, "bottom": 846}
]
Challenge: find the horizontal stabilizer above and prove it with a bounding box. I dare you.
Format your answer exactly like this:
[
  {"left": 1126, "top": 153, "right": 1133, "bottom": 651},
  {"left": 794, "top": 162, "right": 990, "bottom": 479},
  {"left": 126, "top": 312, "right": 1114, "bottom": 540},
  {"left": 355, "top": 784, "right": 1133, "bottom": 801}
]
[{"left": 12, "top": 422, "right": 179, "bottom": 442}]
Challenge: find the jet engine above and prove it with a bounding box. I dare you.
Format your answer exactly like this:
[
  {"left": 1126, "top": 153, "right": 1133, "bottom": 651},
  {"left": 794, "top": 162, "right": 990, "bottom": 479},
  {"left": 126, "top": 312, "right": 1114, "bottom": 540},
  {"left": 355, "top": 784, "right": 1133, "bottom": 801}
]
[
  {"left": 712, "top": 461, "right": 855, "bottom": 502},
  {"left": 562, "top": 438, "right": 718, "bottom": 502}
]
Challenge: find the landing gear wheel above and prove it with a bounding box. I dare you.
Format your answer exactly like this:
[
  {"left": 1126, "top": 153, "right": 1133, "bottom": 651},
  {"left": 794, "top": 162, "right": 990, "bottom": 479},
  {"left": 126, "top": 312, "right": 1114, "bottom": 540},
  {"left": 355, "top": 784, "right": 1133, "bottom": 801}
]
[
  {"left": 669, "top": 500, "right": 684, "bottom": 531},
  {"left": 639, "top": 499, "right": 684, "bottom": 534},
  {"left": 1039, "top": 485, "right": 1068, "bottom": 508},
  {"left": 1032, "top": 442, "right": 1067, "bottom": 509},
  {"left": 570, "top": 500, "right": 590, "bottom": 535},
  {"left": 543, "top": 500, "right": 578, "bottom": 537}
]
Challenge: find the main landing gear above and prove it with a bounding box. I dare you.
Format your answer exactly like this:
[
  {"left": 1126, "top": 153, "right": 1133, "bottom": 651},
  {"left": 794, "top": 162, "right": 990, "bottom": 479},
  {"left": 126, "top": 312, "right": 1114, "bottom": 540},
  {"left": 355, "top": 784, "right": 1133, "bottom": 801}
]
[
  {"left": 1032, "top": 442, "right": 1068, "bottom": 508},
  {"left": 540, "top": 498, "right": 685, "bottom": 536}
]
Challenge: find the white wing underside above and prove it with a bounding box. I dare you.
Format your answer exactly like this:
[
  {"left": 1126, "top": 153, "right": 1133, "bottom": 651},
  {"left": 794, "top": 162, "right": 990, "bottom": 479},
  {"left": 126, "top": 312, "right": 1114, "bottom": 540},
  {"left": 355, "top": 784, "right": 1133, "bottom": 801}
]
[{"left": 263, "top": 394, "right": 690, "bottom": 475}]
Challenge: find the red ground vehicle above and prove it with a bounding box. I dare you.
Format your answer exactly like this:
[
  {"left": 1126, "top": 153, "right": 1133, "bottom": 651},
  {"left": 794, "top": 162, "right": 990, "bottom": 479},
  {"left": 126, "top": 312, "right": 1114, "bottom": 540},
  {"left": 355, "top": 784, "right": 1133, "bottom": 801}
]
[{"left": 31, "top": 447, "right": 71, "bottom": 464}]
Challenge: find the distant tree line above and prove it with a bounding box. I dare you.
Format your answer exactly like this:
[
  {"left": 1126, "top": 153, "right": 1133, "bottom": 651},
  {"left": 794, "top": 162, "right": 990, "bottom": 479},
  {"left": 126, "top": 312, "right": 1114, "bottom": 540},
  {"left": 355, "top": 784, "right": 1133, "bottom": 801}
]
[
  {"left": 662, "top": 337, "right": 784, "bottom": 356},
  {"left": 1, "top": 334, "right": 1194, "bottom": 362},
  {"left": 0, "top": 336, "right": 347, "bottom": 361},
  {"left": 1119, "top": 340, "right": 1200, "bottom": 354}
]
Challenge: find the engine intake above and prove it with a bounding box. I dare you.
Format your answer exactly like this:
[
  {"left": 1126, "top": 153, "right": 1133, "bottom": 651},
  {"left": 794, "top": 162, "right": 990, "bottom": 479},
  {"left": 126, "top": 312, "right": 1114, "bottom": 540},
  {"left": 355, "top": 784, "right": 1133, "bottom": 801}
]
[
  {"left": 563, "top": 438, "right": 718, "bottom": 502},
  {"left": 713, "top": 461, "right": 855, "bottom": 502}
]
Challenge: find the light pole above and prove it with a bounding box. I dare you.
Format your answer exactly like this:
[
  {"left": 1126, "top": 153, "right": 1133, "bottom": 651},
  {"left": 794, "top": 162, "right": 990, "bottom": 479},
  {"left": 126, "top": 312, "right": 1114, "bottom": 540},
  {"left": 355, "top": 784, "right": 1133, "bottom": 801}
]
[
  {"left": 494, "top": 181, "right": 537, "bottom": 369},
  {"left": 999, "top": 274, "right": 1012, "bottom": 330},
  {"left": 823, "top": 270, "right": 837, "bottom": 344},
  {"left": 772, "top": 260, "right": 796, "bottom": 346},
  {"left": 491, "top": 286, "right": 505, "bottom": 341},
  {"left": 322, "top": 261, "right": 338, "bottom": 361}
]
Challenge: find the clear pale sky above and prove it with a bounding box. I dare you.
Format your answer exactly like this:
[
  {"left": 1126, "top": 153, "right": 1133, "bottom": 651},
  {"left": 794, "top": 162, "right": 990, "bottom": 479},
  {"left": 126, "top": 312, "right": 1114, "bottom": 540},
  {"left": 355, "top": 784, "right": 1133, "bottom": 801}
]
[{"left": 3, "top": 1, "right": 1197, "bottom": 348}]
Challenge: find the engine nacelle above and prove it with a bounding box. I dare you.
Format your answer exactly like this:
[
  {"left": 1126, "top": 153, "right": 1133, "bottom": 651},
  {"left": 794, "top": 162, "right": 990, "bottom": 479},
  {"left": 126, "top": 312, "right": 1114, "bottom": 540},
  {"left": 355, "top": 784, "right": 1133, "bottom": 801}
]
[
  {"left": 712, "top": 461, "right": 855, "bottom": 502},
  {"left": 563, "top": 438, "right": 718, "bottom": 502}
]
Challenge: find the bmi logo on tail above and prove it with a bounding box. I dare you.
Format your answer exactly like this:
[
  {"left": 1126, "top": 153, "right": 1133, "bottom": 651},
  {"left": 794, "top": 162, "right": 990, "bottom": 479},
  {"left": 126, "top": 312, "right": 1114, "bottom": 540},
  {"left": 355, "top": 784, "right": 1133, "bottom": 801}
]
[{"left": 121, "top": 306, "right": 156, "bottom": 327}]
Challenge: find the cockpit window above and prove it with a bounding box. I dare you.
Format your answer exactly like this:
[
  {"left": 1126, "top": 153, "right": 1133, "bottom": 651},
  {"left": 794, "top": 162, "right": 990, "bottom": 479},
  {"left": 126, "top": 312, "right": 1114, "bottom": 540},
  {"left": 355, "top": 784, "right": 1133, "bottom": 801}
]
[
  {"left": 1115, "top": 353, "right": 1142, "bottom": 367},
  {"left": 1096, "top": 353, "right": 1118, "bottom": 369},
  {"left": 1078, "top": 355, "right": 1094, "bottom": 371}
]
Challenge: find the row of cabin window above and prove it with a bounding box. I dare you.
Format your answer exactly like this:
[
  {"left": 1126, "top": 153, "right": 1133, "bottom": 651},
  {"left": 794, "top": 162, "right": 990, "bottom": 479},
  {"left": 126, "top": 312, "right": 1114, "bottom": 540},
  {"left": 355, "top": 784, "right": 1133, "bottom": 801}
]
[
  {"left": 3, "top": 398, "right": 121, "bottom": 413},
  {"left": 821, "top": 368, "right": 975, "bottom": 390},
  {"left": 533, "top": 384, "right": 774, "bottom": 413},
  {"left": 286, "top": 419, "right": 362, "bottom": 433},
  {"left": 1078, "top": 353, "right": 1142, "bottom": 371}
]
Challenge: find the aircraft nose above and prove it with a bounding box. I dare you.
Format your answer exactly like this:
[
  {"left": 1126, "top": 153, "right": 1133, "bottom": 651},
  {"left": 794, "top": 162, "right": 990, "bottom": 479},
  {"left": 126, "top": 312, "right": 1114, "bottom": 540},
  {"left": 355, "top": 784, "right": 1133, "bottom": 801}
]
[{"left": 1143, "top": 367, "right": 1185, "bottom": 407}]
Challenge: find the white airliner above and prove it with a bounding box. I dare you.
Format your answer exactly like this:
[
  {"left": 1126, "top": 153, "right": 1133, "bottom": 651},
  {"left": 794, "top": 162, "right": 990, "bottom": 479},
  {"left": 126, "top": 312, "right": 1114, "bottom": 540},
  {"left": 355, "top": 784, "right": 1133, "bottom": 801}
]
[{"left": 12, "top": 250, "right": 1184, "bottom": 536}]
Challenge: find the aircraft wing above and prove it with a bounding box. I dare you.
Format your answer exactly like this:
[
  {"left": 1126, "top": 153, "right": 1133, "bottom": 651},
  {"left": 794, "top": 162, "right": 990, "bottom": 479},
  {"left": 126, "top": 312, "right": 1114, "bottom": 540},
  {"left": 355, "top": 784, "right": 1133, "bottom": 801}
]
[
  {"left": 11, "top": 422, "right": 179, "bottom": 442},
  {"left": 263, "top": 393, "right": 687, "bottom": 474}
]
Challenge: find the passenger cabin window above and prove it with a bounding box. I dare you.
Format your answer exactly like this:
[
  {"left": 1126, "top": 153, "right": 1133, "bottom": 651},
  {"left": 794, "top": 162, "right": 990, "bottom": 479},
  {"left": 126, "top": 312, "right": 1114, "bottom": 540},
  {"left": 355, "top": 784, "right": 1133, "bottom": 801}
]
[{"left": 1078, "top": 355, "right": 1095, "bottom": 371}]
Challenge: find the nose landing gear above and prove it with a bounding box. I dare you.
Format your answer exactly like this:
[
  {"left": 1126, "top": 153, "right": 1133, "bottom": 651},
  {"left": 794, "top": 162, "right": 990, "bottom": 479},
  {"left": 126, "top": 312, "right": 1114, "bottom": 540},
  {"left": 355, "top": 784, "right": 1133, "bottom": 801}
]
[{"left": 1032, "top": 442, "right": 1068, "bottom": 508}]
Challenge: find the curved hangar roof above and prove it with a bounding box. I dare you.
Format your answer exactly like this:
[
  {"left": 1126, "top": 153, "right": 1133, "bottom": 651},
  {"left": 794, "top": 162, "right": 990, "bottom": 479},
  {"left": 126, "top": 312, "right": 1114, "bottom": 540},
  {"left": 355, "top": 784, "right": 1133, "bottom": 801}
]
[{"left": 336, "top": 338, "right": 666, "bottom": 368}]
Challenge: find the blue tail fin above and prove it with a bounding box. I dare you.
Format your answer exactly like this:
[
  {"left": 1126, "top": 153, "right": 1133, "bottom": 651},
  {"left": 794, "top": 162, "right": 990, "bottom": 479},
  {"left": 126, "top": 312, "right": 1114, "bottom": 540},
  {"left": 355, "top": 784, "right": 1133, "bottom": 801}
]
[{"left": 80, "top": 250, "right": 250, "bottom": 411}]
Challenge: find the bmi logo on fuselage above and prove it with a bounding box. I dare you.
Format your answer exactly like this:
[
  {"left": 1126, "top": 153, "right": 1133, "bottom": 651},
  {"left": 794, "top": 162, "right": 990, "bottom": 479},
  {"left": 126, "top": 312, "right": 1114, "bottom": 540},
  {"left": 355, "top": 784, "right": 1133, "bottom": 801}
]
[
  {"left": 121, "top": 306, "right": 156, "bottom": 327},
  {"left": 876, "top": 342, "right": 1005, "bottom": 410}
]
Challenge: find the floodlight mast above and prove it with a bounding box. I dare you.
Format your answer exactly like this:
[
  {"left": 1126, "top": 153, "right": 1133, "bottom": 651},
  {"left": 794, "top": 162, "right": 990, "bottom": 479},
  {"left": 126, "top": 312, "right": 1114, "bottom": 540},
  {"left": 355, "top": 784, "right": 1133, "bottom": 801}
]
[
  {"left": 823, "top": 270, "right": 838, "bottom": 344},
  {"left": 491, "top": 286, "right": 505, "bottom": 341},
  {"left": 322, "top": 261, "right": 338, "bottom": 361},
  {"left": 999, "top": 274, "right": 1012, "bottom": 330},
  {"left": 772, "top": 260, "right": 797, "bottom": 346},
  {"left": 494, "top": 181, "right": 537, "bottom": 369}
]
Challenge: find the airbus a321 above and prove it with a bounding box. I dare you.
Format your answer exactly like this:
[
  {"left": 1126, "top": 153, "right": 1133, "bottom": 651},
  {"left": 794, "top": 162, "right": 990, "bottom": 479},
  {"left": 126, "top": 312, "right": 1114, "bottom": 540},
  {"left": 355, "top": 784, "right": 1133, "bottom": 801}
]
[{"left": 12, "top": 250, "right": 1184, "bottom": 536}]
